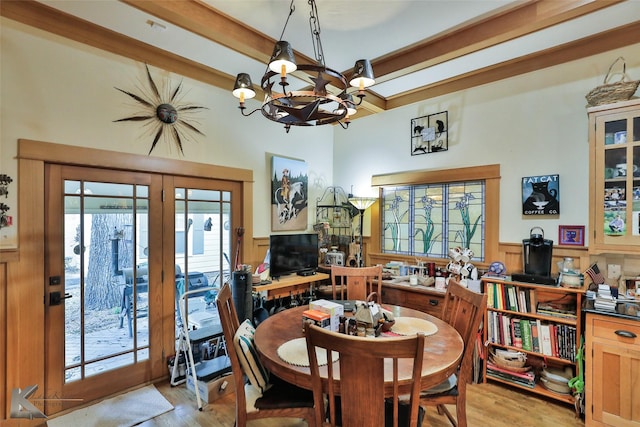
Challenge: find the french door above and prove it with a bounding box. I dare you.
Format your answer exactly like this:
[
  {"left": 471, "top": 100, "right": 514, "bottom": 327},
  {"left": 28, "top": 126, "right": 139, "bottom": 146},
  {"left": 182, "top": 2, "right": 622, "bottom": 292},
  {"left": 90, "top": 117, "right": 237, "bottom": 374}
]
[
  {"left": 44, "top": 165, "right": 240, "bottom": 412},
  {"left": 45, "top": 165, "right": 163, "bottom": 408}
]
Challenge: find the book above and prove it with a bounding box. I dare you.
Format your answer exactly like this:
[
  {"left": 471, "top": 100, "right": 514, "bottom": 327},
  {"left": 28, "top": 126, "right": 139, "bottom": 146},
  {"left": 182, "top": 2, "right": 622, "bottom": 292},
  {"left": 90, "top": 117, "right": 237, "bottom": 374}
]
[
  {"left": 492, "top": 311, "right": 500, "bottom": 344},
  {"left": 529, "top": 290, "right": 537, "bottom": 314},
  {"left": 517, "top": 289, "right": 527, "bottom": 313},
  {"left": 507, "top": 285, "right": 518, "bottom": 311},
  {"left": 486, "top": 370, "right": 536, "bottom": 389},
  {"left": 549, "top": 324, "right": 559, "bottom": 357},
  {"left": 487, "top": 283, "right": 495, "bottom": 309},
  {"left": 496, "top": 283, "right": 505, "bottom": 310},
  {"left": 539, "top": 323, "right": 552, "bottom": 356},
  {"left": 523, "top": 289, "right": 532, "bottom": 313},
  {"left": 511, "top": 318, "right": 523, "bottom": 348},
  {"left": 530, "top": 321, "right": 540, "bottom": 353},
  {"left": 486, "top": 362, "right": 535, "bottom": 382},
  {"left": 520, "top": 319, "right": 532, "bottom": 351},
  {"left": 501, "top": 314, "right": 511, "bottom": 346},
  {"left": 487, "top": 311, "right": 495, "bottom": 343}
]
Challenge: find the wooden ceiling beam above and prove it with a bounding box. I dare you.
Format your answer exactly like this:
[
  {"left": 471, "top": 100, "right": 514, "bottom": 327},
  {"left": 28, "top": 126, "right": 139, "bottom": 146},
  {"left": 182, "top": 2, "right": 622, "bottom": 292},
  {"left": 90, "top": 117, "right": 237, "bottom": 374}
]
[
  {"left": 1, "top": 0, "right": 237, "bottom": 91},
  {"left": 388, "top": 21, "right": 640, "bottom": 110},
  {"left": 1, "top": 0, "right": 635, "bottom": 119},
  {"left": 122, "top": 0, "right": 319, "bottom": 70},
  {"left": 369, "top": 0, "right": 626, "bottom": 83}
]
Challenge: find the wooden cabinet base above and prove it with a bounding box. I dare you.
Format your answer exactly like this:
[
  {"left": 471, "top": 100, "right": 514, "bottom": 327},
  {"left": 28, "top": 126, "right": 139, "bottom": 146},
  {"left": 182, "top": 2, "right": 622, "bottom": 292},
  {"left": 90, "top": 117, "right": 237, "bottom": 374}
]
[
  {"left": 381, "top": 281, "right": 445, "bottom": 318},
  {"left": 585, "top": 312, "right": 640, "bottom": 426}
]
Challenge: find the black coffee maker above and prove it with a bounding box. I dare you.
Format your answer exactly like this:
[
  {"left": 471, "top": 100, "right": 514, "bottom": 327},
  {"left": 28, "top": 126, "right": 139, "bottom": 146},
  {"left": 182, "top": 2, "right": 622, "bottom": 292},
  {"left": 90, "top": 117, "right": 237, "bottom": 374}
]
[{"left": 512, "top": 227, "right": 556, "bottom": 285}]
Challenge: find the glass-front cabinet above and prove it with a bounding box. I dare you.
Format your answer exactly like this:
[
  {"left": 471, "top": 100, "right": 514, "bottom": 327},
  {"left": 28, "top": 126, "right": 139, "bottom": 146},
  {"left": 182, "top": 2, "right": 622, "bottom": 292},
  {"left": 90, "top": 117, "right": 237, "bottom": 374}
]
[{"left": 590, "top": 98, "right": 640, "bottom": 253}]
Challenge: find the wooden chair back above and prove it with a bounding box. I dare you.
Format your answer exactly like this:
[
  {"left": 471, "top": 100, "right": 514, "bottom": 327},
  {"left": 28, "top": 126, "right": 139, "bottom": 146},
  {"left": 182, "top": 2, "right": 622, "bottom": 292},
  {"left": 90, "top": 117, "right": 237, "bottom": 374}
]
[
  {"left": 216, "top": 283, "right": 315, "bottom": 426},
  {"left": 330, "top": 265, "right": 383, "bottom": 302},
  {"left": 420, "top": 279, "right": 487, "bottom": 427},
  {"left": 305, "top": 325, "right": 425, "bottom": 427},
  {"left": 216, "top": 283, "right": 251, "bottom": 423},
  {"left": 440, "top": 280, "right": 487, "bottom": 386}
]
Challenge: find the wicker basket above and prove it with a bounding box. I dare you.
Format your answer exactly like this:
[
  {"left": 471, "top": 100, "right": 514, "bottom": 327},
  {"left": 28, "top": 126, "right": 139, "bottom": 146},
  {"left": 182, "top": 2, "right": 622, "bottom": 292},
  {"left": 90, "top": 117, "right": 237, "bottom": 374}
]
[{"left": 586, "top": 57, "right": 639, "bottom": 107}]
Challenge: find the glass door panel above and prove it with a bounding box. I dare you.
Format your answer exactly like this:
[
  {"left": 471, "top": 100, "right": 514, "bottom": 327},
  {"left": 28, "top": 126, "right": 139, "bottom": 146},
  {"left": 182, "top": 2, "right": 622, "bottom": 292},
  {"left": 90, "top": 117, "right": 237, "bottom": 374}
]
[
  {"left": 604, "top": 146, "right": 627, "bottom": 236},
  {"left": 175, "top": 186, "right": 233, "bottom": 330},
  {"left": 63, "top": 182, "right": 150, "bottom": 381}
]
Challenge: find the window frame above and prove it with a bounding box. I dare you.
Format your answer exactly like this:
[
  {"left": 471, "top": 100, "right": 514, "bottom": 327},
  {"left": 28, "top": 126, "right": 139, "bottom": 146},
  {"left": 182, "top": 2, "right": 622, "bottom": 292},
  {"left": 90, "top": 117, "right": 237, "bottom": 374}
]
[{"left": 369, "top": 164, "right": 500, "bottom": 266}]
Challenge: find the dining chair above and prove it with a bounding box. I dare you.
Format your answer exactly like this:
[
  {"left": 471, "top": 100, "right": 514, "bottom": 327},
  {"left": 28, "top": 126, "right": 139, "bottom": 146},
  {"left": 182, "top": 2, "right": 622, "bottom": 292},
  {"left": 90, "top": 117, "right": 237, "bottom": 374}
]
[
  {"left": 305, "top": 324, "right": 425, "bottom": 427},
  {"left": 330, "top": 264, "right": 383, "bottom": 302},
  {"left": 216, "top": 283, "right": 316, "bottom": 427},
  {"left": 419, "top": 279, "right": 487, "bottom": 427}
]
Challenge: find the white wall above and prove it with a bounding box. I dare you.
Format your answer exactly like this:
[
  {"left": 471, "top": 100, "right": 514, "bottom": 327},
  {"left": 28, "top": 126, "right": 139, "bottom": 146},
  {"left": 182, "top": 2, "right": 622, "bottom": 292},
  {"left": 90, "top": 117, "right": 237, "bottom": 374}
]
[
  {"left": 333, "top": 44, "right": 640, "bottom": 246},
  {"left": 2, "top": 16, "right": 640, "bottom": 249},
  {"left": 0, "top": 18, "right": 334, "bottom": 248}
]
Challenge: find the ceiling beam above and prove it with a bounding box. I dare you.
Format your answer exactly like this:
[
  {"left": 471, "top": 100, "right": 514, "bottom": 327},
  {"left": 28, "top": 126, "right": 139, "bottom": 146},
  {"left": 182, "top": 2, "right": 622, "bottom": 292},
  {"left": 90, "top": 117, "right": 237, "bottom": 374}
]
[
  {"left": 1, "top": 0, "right": 236, "bottom": 91},
  {"left": 388, "top": 20, "right": 640, "bottom": 109},
  {"left": 369, "top": 0, "right": 626, "bottom": 84},
  {"left": 2, "top": 0, "right": 636, "bottom": 119}
]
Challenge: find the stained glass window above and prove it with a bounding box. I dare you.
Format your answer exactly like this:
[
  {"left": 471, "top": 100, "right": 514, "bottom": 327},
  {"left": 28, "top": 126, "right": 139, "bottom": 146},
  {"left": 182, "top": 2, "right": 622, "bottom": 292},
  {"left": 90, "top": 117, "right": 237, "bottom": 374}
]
[{"left": 381, "top": 181, "right": 485, "bottom": 261}]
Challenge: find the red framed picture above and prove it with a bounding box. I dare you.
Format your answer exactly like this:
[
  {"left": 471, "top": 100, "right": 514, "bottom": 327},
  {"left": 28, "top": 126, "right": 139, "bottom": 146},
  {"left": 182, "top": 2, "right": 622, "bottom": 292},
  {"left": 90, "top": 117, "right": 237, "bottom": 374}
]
[{"left": 559, "top": 225, "right": 585, "bottom": 246}]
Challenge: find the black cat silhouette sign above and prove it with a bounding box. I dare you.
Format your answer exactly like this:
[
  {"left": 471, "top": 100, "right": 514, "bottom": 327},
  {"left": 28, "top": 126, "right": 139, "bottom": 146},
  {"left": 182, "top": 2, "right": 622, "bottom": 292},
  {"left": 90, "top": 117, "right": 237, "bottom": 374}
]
[{"left": 522, "top": 174, "right": 560, "bottom": 215}]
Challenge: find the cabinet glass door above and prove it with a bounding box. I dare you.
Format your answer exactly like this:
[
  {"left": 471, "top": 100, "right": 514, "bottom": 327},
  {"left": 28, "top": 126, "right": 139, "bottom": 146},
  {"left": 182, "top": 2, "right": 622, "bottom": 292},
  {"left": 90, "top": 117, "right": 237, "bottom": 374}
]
[{"left": 598, "top": 112, "right": 640, "bottom": 245}]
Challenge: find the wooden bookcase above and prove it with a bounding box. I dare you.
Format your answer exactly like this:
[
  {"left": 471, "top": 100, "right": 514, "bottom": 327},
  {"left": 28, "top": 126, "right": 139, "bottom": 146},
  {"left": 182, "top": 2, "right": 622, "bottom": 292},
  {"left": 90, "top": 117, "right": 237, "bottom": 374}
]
[{"left": 481, "top": 277, "right": 584, "bottom": 405}]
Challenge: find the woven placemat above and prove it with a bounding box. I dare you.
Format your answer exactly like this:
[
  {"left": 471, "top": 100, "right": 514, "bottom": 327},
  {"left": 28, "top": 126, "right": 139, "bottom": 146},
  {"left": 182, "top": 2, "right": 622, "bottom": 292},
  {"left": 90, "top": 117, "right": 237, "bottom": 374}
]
[
  {"left": 391, "top": 317, "right": 438, "bottom": 336},
  {"left": 277, "top": 337, "right": 340, "bottom": 367}
]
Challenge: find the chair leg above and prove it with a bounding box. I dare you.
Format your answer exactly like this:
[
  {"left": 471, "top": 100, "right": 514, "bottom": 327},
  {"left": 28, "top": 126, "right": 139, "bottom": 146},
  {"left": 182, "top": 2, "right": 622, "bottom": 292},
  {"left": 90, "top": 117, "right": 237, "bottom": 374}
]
[
  {"left": 439, "top": 404, "right": 458, "bottom": 427},
  {"left": 455, "top": 401, "right": 466, "bottom": 427}
]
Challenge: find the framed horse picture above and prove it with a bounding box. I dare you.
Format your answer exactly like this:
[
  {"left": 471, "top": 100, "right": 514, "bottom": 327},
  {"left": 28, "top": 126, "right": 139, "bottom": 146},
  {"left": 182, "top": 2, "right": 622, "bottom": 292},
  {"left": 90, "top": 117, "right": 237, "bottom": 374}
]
[{"left": 271, "top": 155, "right": 308, "bottom": 231}]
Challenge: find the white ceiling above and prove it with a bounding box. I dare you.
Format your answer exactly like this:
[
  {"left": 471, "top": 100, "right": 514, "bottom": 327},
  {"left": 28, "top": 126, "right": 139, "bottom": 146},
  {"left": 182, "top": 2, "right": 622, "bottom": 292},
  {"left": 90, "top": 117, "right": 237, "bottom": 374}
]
[{"left": 26, "top": 1, "right": 640, "bottom": 109}]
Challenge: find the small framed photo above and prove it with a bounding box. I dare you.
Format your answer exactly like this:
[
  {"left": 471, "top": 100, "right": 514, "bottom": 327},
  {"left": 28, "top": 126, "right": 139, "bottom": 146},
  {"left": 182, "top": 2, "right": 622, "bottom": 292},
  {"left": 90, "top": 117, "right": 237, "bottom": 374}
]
[{"left": 559, "top": 225, "right": 585, "bottom": 246}]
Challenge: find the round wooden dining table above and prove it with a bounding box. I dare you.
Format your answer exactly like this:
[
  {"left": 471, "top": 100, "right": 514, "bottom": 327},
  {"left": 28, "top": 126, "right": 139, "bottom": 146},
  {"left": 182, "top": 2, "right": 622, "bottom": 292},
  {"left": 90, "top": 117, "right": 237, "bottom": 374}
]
[{"left": 254, "top": 304, "right": 463, "bottom": 395}]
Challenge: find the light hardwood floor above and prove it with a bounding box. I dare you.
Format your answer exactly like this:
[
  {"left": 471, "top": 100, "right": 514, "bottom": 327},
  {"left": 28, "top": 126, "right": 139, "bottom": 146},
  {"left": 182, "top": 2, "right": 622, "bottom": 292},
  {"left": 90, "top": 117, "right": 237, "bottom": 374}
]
[{"left": 140, "top": 379, "right": 585, "bottom": 427}]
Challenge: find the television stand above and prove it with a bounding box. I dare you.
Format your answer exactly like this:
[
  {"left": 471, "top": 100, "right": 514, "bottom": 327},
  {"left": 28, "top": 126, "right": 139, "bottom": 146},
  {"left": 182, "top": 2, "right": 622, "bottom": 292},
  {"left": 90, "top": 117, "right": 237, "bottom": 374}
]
[{"left": 253, "top": 272, "right": 329, "bottom": 300}]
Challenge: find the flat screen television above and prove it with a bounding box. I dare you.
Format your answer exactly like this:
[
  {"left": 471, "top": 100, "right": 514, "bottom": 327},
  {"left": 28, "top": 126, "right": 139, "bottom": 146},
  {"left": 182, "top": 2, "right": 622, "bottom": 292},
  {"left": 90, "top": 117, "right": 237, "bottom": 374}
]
[{"left": 269, "top": 233, "right": 319, "bottom": 278}]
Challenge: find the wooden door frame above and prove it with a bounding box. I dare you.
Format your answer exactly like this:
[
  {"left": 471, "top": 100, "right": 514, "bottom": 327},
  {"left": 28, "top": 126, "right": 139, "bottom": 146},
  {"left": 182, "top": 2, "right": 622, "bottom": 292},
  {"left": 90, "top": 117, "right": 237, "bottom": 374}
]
[
  {"left": 44, "top": 164, "right": 166, "bottom": 408},
  {"left": 5, "top": 139, "right": 253, "bottom": 417}
]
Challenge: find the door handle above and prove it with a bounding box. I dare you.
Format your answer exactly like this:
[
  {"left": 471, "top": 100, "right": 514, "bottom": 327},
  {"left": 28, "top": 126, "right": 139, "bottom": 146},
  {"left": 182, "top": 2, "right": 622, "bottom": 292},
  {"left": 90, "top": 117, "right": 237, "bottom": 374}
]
[{"left": 50, "top": 291, "right": 72, "bottom": 306}]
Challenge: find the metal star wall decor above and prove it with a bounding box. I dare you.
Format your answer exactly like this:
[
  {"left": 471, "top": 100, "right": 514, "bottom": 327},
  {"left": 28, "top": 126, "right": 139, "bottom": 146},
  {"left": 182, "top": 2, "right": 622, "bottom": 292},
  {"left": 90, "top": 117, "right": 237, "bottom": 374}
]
[{"left": 114, "top": 64, "right": 208, "bottom": 155}]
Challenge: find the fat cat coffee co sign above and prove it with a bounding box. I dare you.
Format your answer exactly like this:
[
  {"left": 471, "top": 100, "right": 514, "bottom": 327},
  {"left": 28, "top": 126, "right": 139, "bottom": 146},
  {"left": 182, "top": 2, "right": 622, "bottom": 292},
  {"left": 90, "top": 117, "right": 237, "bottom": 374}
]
[{"left": 522, "top": 174, "right": 560, "bottom": 215}]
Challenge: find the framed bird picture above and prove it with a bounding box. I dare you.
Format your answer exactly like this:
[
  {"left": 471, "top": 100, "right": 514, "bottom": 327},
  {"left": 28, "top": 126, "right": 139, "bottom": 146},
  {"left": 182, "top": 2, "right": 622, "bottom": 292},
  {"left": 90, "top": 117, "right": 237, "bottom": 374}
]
[{"left": 410, "top": 111, "right": 448, "bottom": 156}]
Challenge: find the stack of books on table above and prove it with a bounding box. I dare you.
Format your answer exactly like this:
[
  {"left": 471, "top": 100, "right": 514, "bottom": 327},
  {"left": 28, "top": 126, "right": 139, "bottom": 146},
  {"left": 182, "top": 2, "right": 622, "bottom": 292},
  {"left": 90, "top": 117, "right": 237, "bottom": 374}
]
[
  {"left": 486, "top": 361, "right": 536, "bottom": 389},
  {"left": 594, "top": 284, "right": 616, "bottom": 312}
]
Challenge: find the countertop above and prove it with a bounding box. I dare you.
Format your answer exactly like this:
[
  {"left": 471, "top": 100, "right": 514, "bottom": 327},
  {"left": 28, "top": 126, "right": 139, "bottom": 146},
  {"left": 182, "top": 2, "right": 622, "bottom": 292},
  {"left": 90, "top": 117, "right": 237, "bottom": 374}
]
[{"left": 583, "top": 298, "right": 640, "bottom": 322}]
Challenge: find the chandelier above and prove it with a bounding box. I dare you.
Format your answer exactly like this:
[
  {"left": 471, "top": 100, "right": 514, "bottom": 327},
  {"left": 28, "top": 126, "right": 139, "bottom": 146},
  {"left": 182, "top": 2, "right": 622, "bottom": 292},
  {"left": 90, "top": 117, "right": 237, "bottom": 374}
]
[{"left": 231, "top": 0, "right": 375, "bottom": 132}]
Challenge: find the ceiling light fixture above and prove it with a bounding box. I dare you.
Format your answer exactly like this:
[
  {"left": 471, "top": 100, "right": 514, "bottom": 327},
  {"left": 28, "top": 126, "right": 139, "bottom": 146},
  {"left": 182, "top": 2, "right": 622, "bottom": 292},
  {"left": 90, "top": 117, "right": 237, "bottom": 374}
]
[{"left": 231, "top": 0, "right": 375, "bottom": 133}]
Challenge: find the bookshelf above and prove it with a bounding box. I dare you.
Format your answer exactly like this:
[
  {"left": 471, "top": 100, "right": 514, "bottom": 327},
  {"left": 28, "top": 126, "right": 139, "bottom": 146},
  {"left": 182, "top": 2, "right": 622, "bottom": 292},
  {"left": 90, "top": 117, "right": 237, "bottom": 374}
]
[{"left": 481, "top": 277, "right": 585, "bottom": 405}]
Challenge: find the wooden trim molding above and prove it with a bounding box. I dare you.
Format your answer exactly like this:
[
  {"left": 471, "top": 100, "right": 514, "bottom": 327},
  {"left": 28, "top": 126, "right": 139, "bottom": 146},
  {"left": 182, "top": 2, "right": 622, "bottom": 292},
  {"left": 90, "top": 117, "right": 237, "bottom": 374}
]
[
  {"left": 371, "top": 164, "right": 500, "bottom": 187},
  {"left": 0, "top": 249, "right": 19, "bottom": 263},
  {"left": 0, "top": 262, "right": 6, "bottom": 420},
  {"left": 18, "top": 139, "right": 253, "bottom": 183}
]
